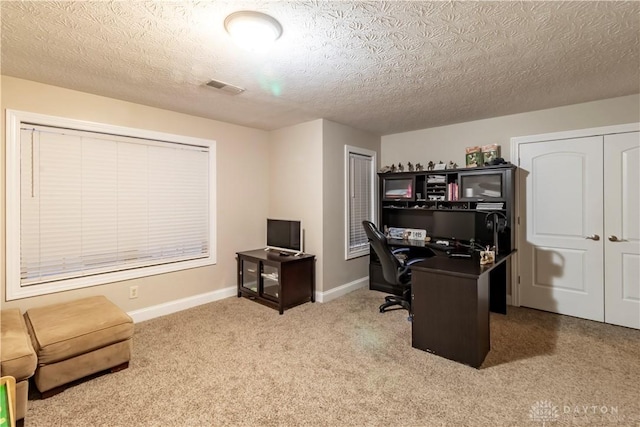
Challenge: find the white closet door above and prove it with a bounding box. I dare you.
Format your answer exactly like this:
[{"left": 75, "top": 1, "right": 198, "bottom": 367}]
[
  {"left": 604, "top": 131, "right": 640, "bottom": 329},
  {"left": 519, "top": 136, "right": 604, "bottom": 321}
]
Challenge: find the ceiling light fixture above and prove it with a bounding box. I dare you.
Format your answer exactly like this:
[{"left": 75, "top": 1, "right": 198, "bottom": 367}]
[{"left": 224, "top": 11, "right": 283, "bottom": 53}]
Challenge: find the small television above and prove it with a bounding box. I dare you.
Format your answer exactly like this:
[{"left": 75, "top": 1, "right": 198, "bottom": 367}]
[{"left": 267, "top": 219, "right": 303, "bottom": 255}]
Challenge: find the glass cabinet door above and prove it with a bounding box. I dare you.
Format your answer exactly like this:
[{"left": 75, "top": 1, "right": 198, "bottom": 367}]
[
  {"left": 240, "top": 259, "right": 258, "bottom": 293},
  {"left": 459, "top": 172, "right": 504, "bottom": 199},
  {"left": 261, "top": 264, "right": 280, "bottom": 300}
]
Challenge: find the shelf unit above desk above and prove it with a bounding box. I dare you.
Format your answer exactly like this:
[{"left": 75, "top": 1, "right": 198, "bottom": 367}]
[
  {"left": 380, "top": 164, "right": 514, "bottom": 212},
  {"left": 378, "top": 164, "right": 515, "bottom": 228},
  {"left": 371, "top": 164, "right": 516, "bottom": 294}
]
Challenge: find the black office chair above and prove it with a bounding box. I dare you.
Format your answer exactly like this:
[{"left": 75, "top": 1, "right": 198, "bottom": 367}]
[{"left": 362, "top": 220, "right": 426, "bottom": 314}]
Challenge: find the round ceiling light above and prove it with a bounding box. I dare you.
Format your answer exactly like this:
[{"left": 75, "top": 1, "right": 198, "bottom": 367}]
[{"left": 224, "top": 11, "right": 283, "bottom": 52}]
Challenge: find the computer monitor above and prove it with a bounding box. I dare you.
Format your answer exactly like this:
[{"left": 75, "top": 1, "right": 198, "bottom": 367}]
[
  {"left": 266, "top": 219, "right": 303, "bottom": 255},
  {"left": 432, "top": 211, "right": 475, "bottom": 242}
]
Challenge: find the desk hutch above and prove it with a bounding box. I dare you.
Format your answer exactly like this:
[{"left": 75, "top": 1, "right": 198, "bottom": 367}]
[{"left": 370, "top": 164, "right": 516, "bottom": 295}]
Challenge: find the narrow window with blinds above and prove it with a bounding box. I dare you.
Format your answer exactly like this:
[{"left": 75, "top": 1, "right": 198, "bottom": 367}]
[
  {"left": 344, "top": 145, "right": 376, "bottom": 260},
  {"left": 5, "top": 110, "right": 216, "bottom": 300}
]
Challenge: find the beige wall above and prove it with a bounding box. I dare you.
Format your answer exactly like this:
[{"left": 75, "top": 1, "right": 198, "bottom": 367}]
[
  {"left": 4, "top": 76, "right": 637, "bottom": 313},
  {"left": 322, "top": 120, "right": 380, "bottom": 292},
  {"left": 267, "top": 119, "right": 380, "bottom": 294},
  {"left": 1, "top": 76, "right": 270, "bottom": 312},
  {"left": 268, "top": 120, "right": 324, "bottom": 288},
  {"left": 381, "top": 94, "right": 640, "bottom": 166}
]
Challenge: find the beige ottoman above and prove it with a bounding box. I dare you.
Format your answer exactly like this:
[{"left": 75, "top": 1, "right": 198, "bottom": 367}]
[
  {"left": 24, "top": 296, "right": 134, "bottom": 398},
  {"left": 0, "top": 308, "right": 37, "bottom": 420}
]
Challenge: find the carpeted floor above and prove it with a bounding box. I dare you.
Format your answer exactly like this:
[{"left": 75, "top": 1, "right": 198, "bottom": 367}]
[{"left": 24, "top": 288, "right": 640, "bottom": 426}]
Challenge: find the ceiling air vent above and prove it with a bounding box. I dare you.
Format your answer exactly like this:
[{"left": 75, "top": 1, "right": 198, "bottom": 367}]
[{"left": 205, "top": 79, "right": 245, "bottom": 95}]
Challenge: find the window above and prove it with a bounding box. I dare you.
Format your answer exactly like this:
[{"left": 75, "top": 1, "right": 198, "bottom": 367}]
[
  {"left": 344, "top": 145, "right": 376, "bottom": 259},
  {"left": 5, "top": 110, "right": 216, "bottom": 300}
]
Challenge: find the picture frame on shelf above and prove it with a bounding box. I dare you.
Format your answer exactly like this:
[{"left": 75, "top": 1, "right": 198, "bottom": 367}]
[
  {"left": 465, "top": 146, "right": 481, "bottom": 167},
  {"left": 482, "top": 144, "right": 501, "bottom": 164}
]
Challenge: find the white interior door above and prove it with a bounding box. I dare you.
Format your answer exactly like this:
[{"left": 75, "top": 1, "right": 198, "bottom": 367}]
[
  {"left": 604, "top": 131, "right": 640, "bottom": 329},
  {"left": 519, "top": 136, "right": 604, "bottom": 321}
]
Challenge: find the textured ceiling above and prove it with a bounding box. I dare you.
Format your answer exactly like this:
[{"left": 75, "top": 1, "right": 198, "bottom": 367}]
[{"left": 2, "top": 1, "right": 639, "bottom": 136}]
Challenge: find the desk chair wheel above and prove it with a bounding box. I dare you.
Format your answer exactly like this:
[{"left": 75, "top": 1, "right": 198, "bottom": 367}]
[{"left": 378, "top": 297, "right": 411, "bottom": 313}]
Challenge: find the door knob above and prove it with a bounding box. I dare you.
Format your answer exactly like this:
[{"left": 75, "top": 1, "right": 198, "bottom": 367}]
[
  {"left": 585, "top": 234, "right": 600, "bottom": 241},
  {"left": 608, "top": 235, "right": 620, "bottom": 242}
]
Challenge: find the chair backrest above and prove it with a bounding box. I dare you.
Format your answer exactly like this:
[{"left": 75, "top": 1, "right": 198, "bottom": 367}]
[{"left": 362, "top": 221, "right": 403, "bottom": 285}]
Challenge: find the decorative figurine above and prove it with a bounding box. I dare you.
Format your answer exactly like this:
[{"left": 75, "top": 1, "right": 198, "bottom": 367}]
[
  {"left": 379, "top": 165, "right": 391, "bottom": 173},
  {"left": 407, "top": 161, "right": 414, "bottom": 172},
  {"left": 448, "top": 161, "right": 455, "bottom": 169},
  {"left": 390, "top": 163, "right": 396, "bottom": 172},
  {"left": 397, "top": 163, "right": 404, "bottom": 172},
  {"left": 480, "top": 246, "right": 495, "bottom": 265},
  {"left": 415, "top": 163, "right": 424, "bottom": 171},
  {"left": 434, "top": 161, "right": 447, "bottom": 170},
  {"left": 427, "top": 161, "right": 435, "bottom": 171}
]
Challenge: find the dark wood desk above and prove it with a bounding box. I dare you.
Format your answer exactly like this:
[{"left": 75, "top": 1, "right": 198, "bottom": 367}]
[{"left": 409, "top": 252, "right": 514, "bottom": 368}]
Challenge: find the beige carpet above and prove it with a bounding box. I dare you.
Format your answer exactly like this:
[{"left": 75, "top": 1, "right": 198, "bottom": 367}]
[{"left": 25, "top": 288, "right": 640, "bottom": 426}]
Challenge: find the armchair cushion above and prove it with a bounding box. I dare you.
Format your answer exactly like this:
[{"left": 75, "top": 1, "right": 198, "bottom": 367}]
[{"left": 0, "top": 309, "right": 37, "bottom": 381}]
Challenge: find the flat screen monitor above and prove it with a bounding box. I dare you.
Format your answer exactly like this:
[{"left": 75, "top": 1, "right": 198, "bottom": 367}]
[
  {"left": 432, "top": 211, "right": 475, "bottom": 242},
  {"left": 267, "top": 219, "right": 302, "bottom": 255}
]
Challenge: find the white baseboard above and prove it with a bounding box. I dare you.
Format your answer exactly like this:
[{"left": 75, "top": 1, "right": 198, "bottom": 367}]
[
  {"left": 128, "top": 277, "right": 369, "bottom": 322},
  {"left": 128, "top": 280, "right": 508, "bottom": 322},
  {"left": 316, "top": 277, "right": 368, "bottom": 303},
  {"left": 127, "top": 286, "right": 236, "bottom": 323}
]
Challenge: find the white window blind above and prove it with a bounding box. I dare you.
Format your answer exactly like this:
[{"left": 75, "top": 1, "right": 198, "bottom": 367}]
[
  {"left": 345, "top": 146, "right": 376, "bottom": 259},
  {"left": 6, "top": 110, "right": 215, "bottom": 300}
]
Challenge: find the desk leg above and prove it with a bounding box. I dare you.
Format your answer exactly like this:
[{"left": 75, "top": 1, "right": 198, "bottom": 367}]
[
  {"left": 311, "top": 259, "right": 316, "bottom": 303},
  {"left": 489, "top": 260, "right": 508, "bottom": 314}
]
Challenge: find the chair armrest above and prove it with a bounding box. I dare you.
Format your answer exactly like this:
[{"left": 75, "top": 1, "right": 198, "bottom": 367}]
[
  {"left": 391, "top": 248, "right": 410, "bottom": 255},
  {"left": 400, "top": 258, "right": 426, "bottom": 281}
]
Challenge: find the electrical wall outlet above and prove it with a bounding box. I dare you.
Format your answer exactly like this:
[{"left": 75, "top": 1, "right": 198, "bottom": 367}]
[{"left": 129, "top": 286, "right": 139, "bottom": 299}]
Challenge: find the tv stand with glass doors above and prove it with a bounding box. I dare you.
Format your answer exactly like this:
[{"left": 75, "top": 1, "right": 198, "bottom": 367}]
[{"left": 237, "top": 249, "right": 315, "bottom": 314}]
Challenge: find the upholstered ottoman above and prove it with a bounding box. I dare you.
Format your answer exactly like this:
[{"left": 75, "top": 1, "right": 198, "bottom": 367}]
[
  {"left": 24, "top": 296, "right": 134, "bottom": 398},
  {"left": 0, "top": 309, "right": 37, "bottom": 420}
]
